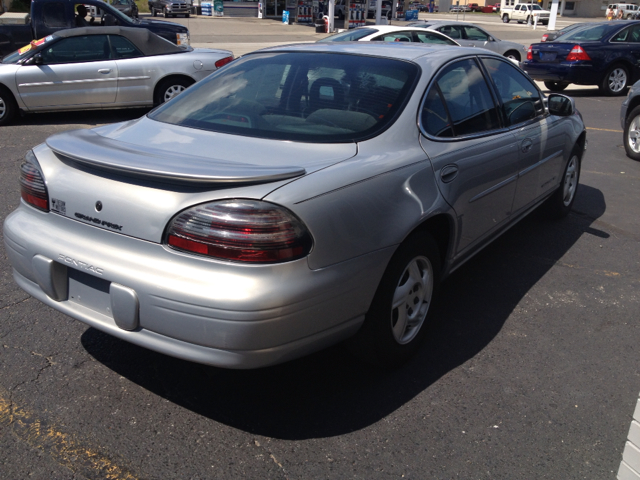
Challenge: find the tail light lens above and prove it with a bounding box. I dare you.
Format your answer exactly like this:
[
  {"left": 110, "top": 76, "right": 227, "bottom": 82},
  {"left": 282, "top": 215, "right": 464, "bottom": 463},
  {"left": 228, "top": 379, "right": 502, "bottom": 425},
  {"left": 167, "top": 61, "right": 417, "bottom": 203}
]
[
  {"left": 166, "top": 199, "right": 313, "bottom": 264},
  {"left": 541, "top": 34, "right": 548, "bottom": 42},
  {"left": 526, "top": 45, "right": 533, "bottom": 61},
  {"left": 566, "top": 45, "right": 591, "bottom": 62},
  {"left": 19, "top": 151, "right": 49, "bottom": 212},
  {"left": 215, "top": 56, "right": 234, "bottom": 69}
]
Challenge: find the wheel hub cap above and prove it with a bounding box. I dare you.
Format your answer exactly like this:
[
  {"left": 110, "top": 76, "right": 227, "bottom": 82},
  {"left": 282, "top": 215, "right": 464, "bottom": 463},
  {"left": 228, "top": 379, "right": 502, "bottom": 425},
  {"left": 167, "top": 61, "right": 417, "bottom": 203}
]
[
  {"left": 562, "top": 156, "right": 578, "bottom": 206},
  {"left": 391, "top": 255, "right": 433, "bottom": 345},
  {"left": 164, "top": 85, "right": 186, "bottom": 102}
]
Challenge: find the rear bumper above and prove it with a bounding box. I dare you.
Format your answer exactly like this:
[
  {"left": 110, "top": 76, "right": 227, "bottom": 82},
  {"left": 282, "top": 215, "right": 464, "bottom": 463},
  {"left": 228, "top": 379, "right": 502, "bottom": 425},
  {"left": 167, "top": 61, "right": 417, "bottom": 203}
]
[
  {"left": 4, "top": 204, "right": 393, "bottom": 368},
  {"left": 523, "top": 62, "right": 601, "bottom": 86}
]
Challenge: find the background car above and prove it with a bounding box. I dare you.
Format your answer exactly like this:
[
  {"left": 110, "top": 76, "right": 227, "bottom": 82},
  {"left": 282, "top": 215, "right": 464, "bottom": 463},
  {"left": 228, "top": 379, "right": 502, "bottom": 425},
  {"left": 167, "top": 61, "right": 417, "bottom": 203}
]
[
  {"left": 523, "top": 21, "right": 640, "bottom": 95},
  {"left": 450, "top": 5, "right": 472, "bottom": 12},
  {"left": 540, "top": 22, "right": 587, "bottom": 42},
  {"left": 318, "top": 25, "right": 460, "bottom": 45},
  {"left": 3, "top": 43, "right": 585, "bottom": 370},
  {"left": 108, "top": 0, "right": 139, "bottom": 18},
  {"left": 407, "top": 20, "right": 527, "bottom": 61},
  {"left": 0, "top": 26, "right": 232, "bottom": 125}
]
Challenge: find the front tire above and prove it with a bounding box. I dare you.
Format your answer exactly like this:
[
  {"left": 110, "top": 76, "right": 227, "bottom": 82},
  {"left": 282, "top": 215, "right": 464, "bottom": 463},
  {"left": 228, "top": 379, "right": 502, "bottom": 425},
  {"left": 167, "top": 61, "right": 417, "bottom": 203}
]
[
  {"left": 544, "top": 80, "right": 569, "bottom": 92},
  {"left": 152, "top": 6, "right": 157, "bottom": 16},
  {"left": 347, "top": 233, "right": 441, "bottom": 367},
  {"left": 0, "top": 86, "right": 18, "bottom": 126},
  {"left": 601, "top": 64, "right": 629, "bottom": 96},
  {"left": 543, "top": 148, "right": 581, "bottom": 219},
  {"left": 624, "top": 105, "right": 640, "bottom": 161}
]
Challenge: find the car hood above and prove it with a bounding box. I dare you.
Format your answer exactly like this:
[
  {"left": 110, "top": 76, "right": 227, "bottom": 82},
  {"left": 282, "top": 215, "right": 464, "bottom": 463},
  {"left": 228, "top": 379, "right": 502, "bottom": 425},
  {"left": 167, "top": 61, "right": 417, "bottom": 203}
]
[{"left": 38, "top": 117, "right": 358, "bottom": 242}]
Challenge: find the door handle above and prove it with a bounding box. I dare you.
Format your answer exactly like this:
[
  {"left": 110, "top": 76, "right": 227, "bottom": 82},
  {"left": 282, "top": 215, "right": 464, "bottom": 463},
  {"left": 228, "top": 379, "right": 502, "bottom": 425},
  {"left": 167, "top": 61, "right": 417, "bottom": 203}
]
[
  {"left": 440, "top": 164, "right": 459, "bottom": 183},
  {"left": 98, "top": 69, "right": 112, "bottom": 74},
  {"left": 521, "top": 138, "right": 533, "bottom": 153}
]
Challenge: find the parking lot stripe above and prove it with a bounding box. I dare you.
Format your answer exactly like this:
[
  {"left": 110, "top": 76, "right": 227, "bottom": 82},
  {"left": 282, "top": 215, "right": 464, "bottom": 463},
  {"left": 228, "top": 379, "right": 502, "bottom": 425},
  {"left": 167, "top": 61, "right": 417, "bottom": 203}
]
[
  {"left": 0, "top": 385, "right": 138, "bottom": 480},
  {"left": 587, "top": 127, "right": 623, "bottom": 133}
]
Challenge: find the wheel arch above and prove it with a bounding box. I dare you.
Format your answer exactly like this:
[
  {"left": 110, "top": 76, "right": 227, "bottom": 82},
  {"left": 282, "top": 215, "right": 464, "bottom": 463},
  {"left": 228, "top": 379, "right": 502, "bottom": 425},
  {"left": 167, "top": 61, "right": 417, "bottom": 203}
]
[
  {"left": 626, "top": 93, "right": 640, "bottom": 119},
  {"left": 403, "top": 213, "right": 453, "bottom": 275}
]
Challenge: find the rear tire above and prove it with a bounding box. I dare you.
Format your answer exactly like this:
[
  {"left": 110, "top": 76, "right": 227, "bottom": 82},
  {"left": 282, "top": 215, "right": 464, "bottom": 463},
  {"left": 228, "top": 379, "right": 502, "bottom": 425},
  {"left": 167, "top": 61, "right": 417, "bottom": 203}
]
[
  {"left": 504, "top": 50, "right": 521, "bottom": 61},
  {"left": 152, "top": 6, "right": 157, "bottom": 16},
  {"left": 544, "top": 81, "right": 569, "bottom": 92},
  {"left": 600, "top": 64, "right": 629, "bottom": 96},
  {"left": 154, "top": 77, "right": 194, "bottom": 105},
  {"left": 502, "top": 13, "right": 509, "bottom": 22},
  {"left": 0, "top": 86, "right": 18, "bottom": 126},
  {"left": 623, "top": 105, "right": 640, "bottom": 161},
  {"left": 347, "top": 233, "right": 441, "bottom": 367},
  {"left": 543, "top": 147, "right": 581, "bottom": 219}
]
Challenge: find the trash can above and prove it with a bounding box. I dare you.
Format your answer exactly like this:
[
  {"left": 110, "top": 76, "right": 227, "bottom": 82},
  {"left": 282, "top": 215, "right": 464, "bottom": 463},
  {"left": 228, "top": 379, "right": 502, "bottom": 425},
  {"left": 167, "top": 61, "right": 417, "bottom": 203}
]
[{"left": 315, "top": 23, "right": 325, "bottom": 32}]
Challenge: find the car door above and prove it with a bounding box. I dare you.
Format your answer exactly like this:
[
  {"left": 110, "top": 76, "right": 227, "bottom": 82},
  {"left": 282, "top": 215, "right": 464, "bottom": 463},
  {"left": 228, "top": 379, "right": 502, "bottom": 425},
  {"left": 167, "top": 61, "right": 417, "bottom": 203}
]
[
  {"left": 481, "top": 56, "right": 566, "bottom": 212},
  {"left": 16, "top": 34, "right": 117, "bottom": 109},
  {"left": 462, "top": 25, "right": 497, "bottom": 52},
  {"left": 109, "top": 34, "right": 154, "bottom": 105},
  {"left": 419, "top": 57, "right": 520, "bottom": 256}
]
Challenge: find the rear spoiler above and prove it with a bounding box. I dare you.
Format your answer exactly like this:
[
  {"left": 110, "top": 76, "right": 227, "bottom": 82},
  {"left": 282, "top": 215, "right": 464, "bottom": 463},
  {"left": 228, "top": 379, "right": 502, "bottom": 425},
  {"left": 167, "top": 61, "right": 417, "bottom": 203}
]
[{"left": 46, "top": 129, "right": 306, "bottom": 185}]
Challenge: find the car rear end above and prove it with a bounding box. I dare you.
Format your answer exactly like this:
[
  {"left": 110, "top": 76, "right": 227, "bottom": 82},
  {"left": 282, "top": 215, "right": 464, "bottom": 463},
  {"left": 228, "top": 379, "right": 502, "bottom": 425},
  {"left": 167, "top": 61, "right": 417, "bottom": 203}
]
[
  {"left": 3, "top": 46, "right": 423, "bottom": 369},
  {"left": 523, "top": 41, "right": 603, "bottom": 85}
]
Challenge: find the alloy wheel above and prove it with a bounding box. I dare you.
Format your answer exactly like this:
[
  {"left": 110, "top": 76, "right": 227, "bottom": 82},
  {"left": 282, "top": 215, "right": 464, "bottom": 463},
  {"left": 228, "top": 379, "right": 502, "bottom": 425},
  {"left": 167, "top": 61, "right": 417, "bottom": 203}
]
[
  {"left": 163, "top": 85, "right": 186, "bottom": 102},
  {"left": 0, "top": 97, "right": 5, "bottom": 119},
  {"left": 562, "top": 155, "right": 579, "bottom": 207},
  {"left": 627, "top": 114, "right": 640, "bottom": 154},
  {"left": 608, "top": 67, "right": 627, "bottom": 93}
]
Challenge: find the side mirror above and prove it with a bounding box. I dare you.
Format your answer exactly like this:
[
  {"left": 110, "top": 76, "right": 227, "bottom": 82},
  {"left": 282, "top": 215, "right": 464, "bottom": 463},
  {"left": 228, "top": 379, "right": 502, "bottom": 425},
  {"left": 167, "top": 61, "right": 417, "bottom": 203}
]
[
  {"left": 26, "top": 53, "right": 43, "bottom": 65},
  {"left": 547, "top": 93, "right": 575, "bottom": 116}
]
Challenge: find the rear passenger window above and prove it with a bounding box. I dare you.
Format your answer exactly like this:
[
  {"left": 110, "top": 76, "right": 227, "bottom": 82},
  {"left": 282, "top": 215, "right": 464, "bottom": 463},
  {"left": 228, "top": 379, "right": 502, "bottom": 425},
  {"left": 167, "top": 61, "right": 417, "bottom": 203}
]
[
  {"left": 421, "top": 58, "right": 500, "bottom": 138},
  {"left": 482, "top": 57, "right": 544, "bottom": 126},
  {"left": 43, "top": 2, "right": 67, "bottom": 28},
  {"left": 109, "top": 35, "right": 143, "bottom": 58}
]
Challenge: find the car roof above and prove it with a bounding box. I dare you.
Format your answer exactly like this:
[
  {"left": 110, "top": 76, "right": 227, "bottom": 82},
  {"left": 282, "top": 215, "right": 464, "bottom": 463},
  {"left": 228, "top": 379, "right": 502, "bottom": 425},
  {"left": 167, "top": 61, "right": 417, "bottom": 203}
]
[
  {"left": 252, "top": 42, "right": 488, "bottom": 62},
  {"left": 54, "top": 26, "right": 185, "bottom": 56},
  {"left": 358, "top": 25, "right": 459, "bottom": 33}
]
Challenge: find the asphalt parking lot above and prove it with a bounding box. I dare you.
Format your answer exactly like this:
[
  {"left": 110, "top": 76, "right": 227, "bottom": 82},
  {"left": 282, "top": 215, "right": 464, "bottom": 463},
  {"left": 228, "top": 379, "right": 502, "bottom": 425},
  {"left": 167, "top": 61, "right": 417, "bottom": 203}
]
[{"left": 0, "top": 14, "right": 639, "bottom": 479}]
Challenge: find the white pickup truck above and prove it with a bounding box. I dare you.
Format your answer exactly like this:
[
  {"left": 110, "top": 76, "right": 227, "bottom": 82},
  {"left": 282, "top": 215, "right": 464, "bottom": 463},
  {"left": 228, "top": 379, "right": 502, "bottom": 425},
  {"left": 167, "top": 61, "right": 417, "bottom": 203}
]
[{"left": 500, "top": 3, "right": 550, "bottom": 24}]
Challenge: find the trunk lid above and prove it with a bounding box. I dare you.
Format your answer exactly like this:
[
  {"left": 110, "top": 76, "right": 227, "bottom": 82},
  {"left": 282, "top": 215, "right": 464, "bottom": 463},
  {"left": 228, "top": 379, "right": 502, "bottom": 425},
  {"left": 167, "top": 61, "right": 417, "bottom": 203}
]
[{"left": 39, "top": 117, "right": 357, "bottom": 242}]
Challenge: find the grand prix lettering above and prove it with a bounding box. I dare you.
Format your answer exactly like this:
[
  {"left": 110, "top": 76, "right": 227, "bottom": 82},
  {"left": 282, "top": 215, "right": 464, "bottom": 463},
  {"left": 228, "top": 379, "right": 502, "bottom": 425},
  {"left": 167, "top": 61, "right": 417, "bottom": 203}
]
[
  {"left": 74, "top": 212, "right": 123, "bottom": 231},
  {"left": 57, "top": 254, "right": 104, "bottom": 275}
]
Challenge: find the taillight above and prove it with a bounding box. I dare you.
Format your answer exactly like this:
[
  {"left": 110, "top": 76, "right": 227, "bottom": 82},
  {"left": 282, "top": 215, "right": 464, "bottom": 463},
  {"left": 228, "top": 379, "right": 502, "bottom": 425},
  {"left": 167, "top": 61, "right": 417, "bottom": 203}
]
[
  {"left": 215, "top": 56, "right": 234, "bottom": 69},
  {"left": 526, "top": 45, "right": 533, "bottom": 61},
  {"left": 541, "top": 34, "right": 548, "bottom": 42},
  {"left": 566, "top": 45, "right": 591, "bottom": 62},
  {"left": 19, "top": 151, "right": 49, "bottom": 212},
  {"left": 166, "top": 199, "right": 313, "bottom": 263}
]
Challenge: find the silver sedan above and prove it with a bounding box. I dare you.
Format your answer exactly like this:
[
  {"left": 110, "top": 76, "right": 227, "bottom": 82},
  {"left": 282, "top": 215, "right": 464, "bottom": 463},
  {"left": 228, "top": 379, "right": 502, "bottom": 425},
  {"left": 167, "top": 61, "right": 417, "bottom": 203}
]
[
  {"left": 3, "top": 43, "right": 585, "bottom": 369},
  {"left": 407, "top": 20, "right": 528, "bottom": 61},
  {"left": 0, "top": 26, "right": 233, "bottom": 125}
]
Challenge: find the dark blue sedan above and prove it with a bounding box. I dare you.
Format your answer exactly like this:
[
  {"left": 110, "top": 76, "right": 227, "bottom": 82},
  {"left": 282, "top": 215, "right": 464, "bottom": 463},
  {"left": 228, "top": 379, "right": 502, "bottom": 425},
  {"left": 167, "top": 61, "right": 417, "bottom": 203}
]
[{"left": 523, "top": 21, "right": 640, "bottom": 96}]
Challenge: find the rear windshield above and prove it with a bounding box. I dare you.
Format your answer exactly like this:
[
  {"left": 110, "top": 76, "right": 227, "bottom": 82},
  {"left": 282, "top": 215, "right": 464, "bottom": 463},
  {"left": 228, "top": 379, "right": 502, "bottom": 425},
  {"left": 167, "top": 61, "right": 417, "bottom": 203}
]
[
  {"left": 560, "top": 23, "right": 619, "bottom": 42},
  {"left": 317, "top": 28, "right": 379, "bottom": 42},
  {"left": 150, "top": 52, "right": 419, "bottom": 143}
]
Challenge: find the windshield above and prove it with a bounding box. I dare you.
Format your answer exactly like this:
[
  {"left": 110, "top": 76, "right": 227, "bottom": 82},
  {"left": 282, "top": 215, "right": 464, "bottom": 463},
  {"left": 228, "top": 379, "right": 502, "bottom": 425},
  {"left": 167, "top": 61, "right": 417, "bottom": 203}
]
[
  {"left": 318, "top": 28, "right": 378, "bottom": 42},
  {"left": 149, "top": 52, "right": 419, "bottom": 143},
  {"left": 96, "top": 1, "right": 137, "bottom": 24},
  {"left": 561, "top": 23, "right": 618, "bottom": 42},
  {"left": 530, "top": 4, "right": 542, "bottom": 10},
  {"left": 1, "top": 35, "right": 55, "bottom": 64}
]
